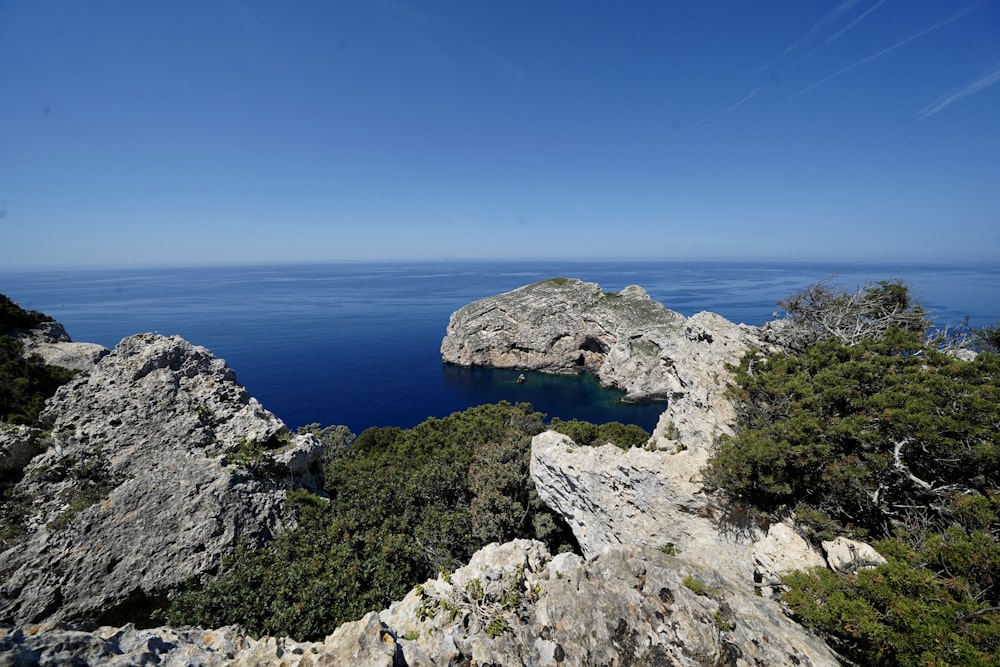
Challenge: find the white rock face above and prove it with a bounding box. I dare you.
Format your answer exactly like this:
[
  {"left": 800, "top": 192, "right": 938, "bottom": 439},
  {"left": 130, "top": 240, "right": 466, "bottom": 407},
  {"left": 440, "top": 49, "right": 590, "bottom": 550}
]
[
  {"left": 0, "top": 333, "right": 323, "bottom": 626},
  {"left": 530, "top": 430, "right": 760, "bottom": 581},
  {"left": 0, "top": 425, "right": 44, "bottom": 489},
  {"left": 752, "top": 521, "right": 828, "bottom": 596},
  {"left": 0, "top": 618, "right": 399, "bottom": 667},
  {"left": 380, "top": 539, "right": 840, "bottom": 667},
  {"left": 1, "top": 540, "right": 840, "bottom": 666},
  {"left": 823, "top": 536, "right": 888, "bottom": 573},
  {"left": 18, "top": 321, "right": 109, "bottom": 371},
  {"left": 441, "top": 278, "right": 690, "bottom": 401}
]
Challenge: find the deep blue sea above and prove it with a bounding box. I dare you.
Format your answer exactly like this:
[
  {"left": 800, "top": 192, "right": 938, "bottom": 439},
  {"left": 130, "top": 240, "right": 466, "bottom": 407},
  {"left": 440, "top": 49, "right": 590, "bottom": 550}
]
[{"left": 2, "top": 261, "right": 997, "bottom": 434}]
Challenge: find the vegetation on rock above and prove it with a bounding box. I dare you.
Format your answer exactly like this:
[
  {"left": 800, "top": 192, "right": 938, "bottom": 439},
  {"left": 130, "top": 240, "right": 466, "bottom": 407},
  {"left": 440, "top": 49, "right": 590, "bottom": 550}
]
[
  {"left": 704, "top": 280, "right": 1000, "bottom": 666},
  {"left": 0, "top": 294, "right": 75, "bottom": 425},
  {"left": 159, "top": 402, "right": 583, "bottom": 640},
  {"left": 548, "top": 417, "right": 650, "bottom": 450}
]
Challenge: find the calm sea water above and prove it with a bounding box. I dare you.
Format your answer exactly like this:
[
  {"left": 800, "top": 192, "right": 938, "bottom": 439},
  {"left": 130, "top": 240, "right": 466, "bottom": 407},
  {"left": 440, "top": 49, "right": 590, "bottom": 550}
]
[{"left": 2, "top": 261, "right": 997, "bottom": 434}]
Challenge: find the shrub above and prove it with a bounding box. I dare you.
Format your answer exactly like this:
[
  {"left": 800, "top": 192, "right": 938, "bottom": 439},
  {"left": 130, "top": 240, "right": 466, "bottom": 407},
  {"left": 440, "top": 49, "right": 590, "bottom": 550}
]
[
  {"left": 706, "top": 279, "right": 1000, "bottom": 665},
  {"left": 0, "top": 296, "right": 76, "bottom": 425},
  {"left": 548, "top": 417, "right": 649, "bottom": 450}
]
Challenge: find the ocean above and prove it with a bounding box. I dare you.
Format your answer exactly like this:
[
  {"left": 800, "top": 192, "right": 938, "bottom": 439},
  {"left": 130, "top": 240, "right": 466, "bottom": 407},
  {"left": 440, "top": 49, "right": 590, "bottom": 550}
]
[{"left": 2, "top": 260, "right": 997, "bottom": 435}]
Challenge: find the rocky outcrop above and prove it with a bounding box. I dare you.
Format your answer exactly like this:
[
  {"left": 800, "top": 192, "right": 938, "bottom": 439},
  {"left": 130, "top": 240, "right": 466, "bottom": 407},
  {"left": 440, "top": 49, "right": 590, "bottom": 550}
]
[
  {"left": 1, "top": 539, "right": 841, "bottom": 667},
  {"left": 17, "top": 321, "right": 109, "bottom": 371},
  {"left": 378, "top": 539, "right": 838, "bottom": 666},
  {"left": 823, "top": 536, "right": 888, "bottom": 573},
  {"left": 530, "top": 431, "right": 826, "bottom": 593},
  {"left": 0, "top": 617, "right": 400, "bottom": 667},
  {"left": 0, "top": 333, "right": 323, "bottom": 626},
  {"left": 0, "top": 425, "right": 44, "bottom": 491},
  {"left": 443, "top": 278, "right": 756, "bottom": 402}
]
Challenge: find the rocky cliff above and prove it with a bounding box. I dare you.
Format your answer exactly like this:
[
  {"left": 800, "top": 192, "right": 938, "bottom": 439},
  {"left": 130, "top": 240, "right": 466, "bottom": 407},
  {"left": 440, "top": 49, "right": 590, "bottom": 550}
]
[
  {"left": 17, "top": 320, "right": 109, "bottom": 372},
  {"left": 2, "top": 539, "right": 839, "bottom": 667},
  {"left": 0, "top": 286, "right": 864, "bottom": 665},
  {"left": 0, "top": 333, "right": 323, "bottom": 626},
  {"left": 440, "top": 277, "right": 763, "bottom": 403}
]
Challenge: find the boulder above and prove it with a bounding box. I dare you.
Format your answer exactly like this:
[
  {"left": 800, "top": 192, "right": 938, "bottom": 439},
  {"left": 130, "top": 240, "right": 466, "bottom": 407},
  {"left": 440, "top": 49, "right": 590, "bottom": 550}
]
[
  {"left": 1, "top": 540, "right": 840, "bottom": 667},
  {"left": 0, "top": 333, "right": 323, "bottom": 626},
  {"left": 0, "top": 425, "right": 44, "bottom": 490},
  {"left": 822, "top": 536, "right": 888, "bottom": 573},
  {"left": 0, "top": 620, "right": 398, "bottom": 667},
  {"left": 752, "top": 521, "right": 827, "bottom": 596},
  {"left": 530, "top": 430, "right": 760, "bottom": 582}
]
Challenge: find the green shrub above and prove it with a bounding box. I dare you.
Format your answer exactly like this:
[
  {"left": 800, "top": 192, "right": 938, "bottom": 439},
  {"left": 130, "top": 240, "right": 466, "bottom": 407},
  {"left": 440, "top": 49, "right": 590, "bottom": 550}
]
[
  {"left": 783, "top": 532, "right": 1000, "bottom": 666},
  {"left": 548, "top": 417, "right": 649, "bottom": 450},
  {"left": 0, "top": 294, "right": 53, "bottom": 333},
  {"left": 0, "top": 296, "right": 76, "bottom": 425},
  {"left": 704, "top": 327, "right": 1000, "bottom": 535},
  {"left": 705, "top": 280, "right": 1000, "bottom": 665}
]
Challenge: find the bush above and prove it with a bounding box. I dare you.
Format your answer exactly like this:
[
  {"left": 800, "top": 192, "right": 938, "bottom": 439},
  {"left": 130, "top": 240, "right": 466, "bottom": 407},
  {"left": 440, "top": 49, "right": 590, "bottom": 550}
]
[
  {"left": 0, "top": 294, "right": 53, "bottom": 333},
  {"left": 783, "top": 531, "right": 1000, "bottom": 666},
  {"left": 704, "top": 327, "right": 1000, "bottom": 536},
  {"left": 705, "top": 279, "right": 1000, "bottom": 665},
  {"left": 548, "top": 418, "right": 649, "bottom": 449},
  {"left": 0, "top": 295, "right": 76, "bottom": 425},
  {"left": 774, "top": 278, "right": 928, "bottom": 352}
]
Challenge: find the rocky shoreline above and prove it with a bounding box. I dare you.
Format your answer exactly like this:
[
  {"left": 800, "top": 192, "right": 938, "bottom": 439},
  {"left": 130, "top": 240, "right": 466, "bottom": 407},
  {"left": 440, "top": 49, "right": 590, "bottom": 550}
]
[{"left": 0, "top": 279, "right": 874, "bottom": 665}]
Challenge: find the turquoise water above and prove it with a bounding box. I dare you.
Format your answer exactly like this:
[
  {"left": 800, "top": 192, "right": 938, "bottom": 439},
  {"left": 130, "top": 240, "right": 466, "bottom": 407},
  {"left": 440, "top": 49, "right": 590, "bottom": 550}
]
[{"left": 2, "top": 261, "right": 997, "bottom": 434}]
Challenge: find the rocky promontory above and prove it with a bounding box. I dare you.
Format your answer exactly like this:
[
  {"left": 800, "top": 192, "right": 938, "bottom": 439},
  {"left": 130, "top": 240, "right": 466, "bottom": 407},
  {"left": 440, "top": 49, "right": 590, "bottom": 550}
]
[
  {"left": 0, "top": 333, "right": 323, "bottom": 626},
  {"left": 440, "top": 277, "right": 763, "bottom": 402}
]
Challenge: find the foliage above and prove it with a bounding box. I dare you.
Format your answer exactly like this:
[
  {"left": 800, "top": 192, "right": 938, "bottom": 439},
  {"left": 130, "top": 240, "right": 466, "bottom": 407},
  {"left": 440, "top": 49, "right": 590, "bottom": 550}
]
[
  {"left": 974, "top": 321, "right": 1000, "bottom": 354},
  {"left": 775, "top": 278, "right": 928, "bottom": 352},
  {"left": 783, "top": 531, "right": 1000, "bottom": 666},
  {"left": 548, "top": 417, "right": 649, "bottom": 450},
  {"left": 0, "top": 294, "right": 53, "bottom": 333},
  {"left": 0, "top": 294, "right": 75, "bottom": 425},
  {"left": 296, "top": 422, "right": 356, "bottom": 464},
  {"left": 160, "top": 401, "right": 578, "bottom": 640},
  {"left": 705, "top": 279, "right": 1000, "bottom": 665},
  {"left": 704, "top": 326, "right": 1000, "bottom": 537}
]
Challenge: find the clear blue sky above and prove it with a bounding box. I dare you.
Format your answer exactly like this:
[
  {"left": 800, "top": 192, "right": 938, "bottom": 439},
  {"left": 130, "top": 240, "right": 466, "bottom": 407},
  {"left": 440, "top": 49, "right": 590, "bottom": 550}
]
[{"left": 2, "top": 1, "right": 999, "bottom": 268}]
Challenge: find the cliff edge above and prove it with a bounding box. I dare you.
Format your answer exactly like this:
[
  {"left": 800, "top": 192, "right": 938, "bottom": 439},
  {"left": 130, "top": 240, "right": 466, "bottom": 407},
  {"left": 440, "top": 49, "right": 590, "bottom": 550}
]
[{"left": 0, "top": 333, "right": 323, "bottom": 626}]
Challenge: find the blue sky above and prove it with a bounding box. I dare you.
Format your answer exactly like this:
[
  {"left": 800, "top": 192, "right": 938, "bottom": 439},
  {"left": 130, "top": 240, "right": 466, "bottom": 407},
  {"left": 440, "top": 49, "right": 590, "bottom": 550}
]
[{"left": 2, "top": 1, "right": 998, "bottom": 268}]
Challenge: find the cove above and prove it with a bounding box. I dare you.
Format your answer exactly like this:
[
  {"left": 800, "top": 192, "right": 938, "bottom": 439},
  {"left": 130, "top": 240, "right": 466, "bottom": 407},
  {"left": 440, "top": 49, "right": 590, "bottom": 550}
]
[{"left": 441, "top": 365, "right": 666, "bottom": 433}]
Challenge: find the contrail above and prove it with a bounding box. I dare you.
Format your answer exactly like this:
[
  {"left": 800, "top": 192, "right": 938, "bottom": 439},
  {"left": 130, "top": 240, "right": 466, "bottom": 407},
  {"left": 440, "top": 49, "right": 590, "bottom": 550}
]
[
  {"left": 784, "top": 0, "right": 863, "bottom": 55},
  {"left": 792, "top": 5, "right": 977, "bottom": 99},
  {"left": 918, "top": 66, "right": 1000, "bottom": 119},
  {"left": 680, "top": 87, "right": 766, "bottom": 133},
  {"left": 728, "top": 86, "right": 764, "bottom": 114},
  {"left": 821, "top": 0, "right": 888, "bottom": 49}
]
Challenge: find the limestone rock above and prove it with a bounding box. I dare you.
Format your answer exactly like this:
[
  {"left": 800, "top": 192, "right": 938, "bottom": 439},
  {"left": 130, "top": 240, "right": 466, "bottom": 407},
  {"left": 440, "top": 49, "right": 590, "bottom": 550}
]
[
  {"left": 379, "top": 539, "right": 839, "bottom": 667},
  {"left": 18, "top": 321, "right": 109, "bottom": 372},
  {"left": 2, "top": 540, "right": 839, "bottom": 666},
  {"left": 530, "top": 430, "right": 761, "bottom": 583},
  {"left": 0, "top": 620, "right": 397, "bottom": 667},
  {"left": 0, "top": 425, "right": 44, "bottom": 490},
  {"left": 441, "top": 278, "right": 691, "bottom": 401},
  {"left": 752, "top": 521, "right": 827, "bottom": 596},
  {"left": 0, "top": 333, "right": 323, "bottom": 626},
  {"left": 823, "top": 536, "right": 888, "bottom": 573}
]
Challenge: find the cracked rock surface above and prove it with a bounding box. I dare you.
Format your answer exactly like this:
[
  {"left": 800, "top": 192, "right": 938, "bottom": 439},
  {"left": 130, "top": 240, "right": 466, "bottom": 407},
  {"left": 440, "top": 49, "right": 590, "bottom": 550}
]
[{"left": 0, "top": 333, "right": 323, "bottom": 626}]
